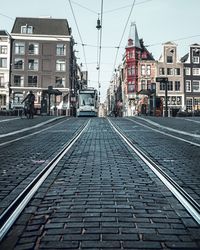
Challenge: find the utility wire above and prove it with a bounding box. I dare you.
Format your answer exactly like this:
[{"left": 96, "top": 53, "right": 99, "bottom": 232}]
[
  {"left": 112, "top": 0, "right": 136, "bottom": 73},
  {"left": 104, "top": 0, "right": 153, "bottom": 14},
  {"left": 97, "top": 0, "right": 104, "bottom": 91},
  {"left": 68, "top": 0, "right": 88, "bottom": 71},
  {"left": 70, "top": 0, "right": 98, "bottom": 14}
]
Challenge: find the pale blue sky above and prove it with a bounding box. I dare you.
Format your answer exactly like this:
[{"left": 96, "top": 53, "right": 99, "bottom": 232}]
[{"left": 1, "top": 0, "right": 200, "bottom": 101}]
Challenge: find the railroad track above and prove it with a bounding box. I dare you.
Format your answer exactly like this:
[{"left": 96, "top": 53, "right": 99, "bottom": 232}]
[
  {"left": 0, "top": 119, "right": 90, "bottom": 241},
  {"left": 108, "top": 118, "right": 200, "bottom": 225}
]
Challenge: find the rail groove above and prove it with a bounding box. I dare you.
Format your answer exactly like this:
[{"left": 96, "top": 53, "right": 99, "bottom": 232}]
[
  {"left": 0, "top": 120, "right": 90, "bottom": 241},
  {"left": 108, "top": 118, "right": 200, "bottom": 225}
]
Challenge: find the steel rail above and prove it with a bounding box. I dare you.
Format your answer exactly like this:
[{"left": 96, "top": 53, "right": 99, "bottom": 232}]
[
  {"left": 0, "top": 120, "right": 90, "bottom": 241},
  {"left": 108, "top": 118, "right": 200, "bottom": 225}
]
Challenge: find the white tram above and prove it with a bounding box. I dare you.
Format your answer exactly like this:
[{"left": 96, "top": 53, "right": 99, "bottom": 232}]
[{"left": 77, "top": 88, "right": 98, "bottom": 117}]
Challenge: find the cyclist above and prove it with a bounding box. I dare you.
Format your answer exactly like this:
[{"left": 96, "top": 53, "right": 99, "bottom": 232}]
[{"left": 21, "top": 91, "right": 35, "bottom": 118}]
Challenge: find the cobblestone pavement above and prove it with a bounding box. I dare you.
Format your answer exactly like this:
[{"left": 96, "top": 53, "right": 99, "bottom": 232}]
[
  {"left": 0, "top": 115, "right": 65, "bottom": 136},
  {"left": 0, "top": 116, "right": 87, "bottom": 214},
  {"left": 1, "top": 118, "right": 199, "bottom": 249},
  {"left": 111, "top": 117, "right": 200, "bottom": 204}
]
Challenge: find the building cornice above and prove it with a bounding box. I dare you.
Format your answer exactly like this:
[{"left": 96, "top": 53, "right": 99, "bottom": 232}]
[{"left": 11, "top": 34, "right": 72, "bottom": 42}]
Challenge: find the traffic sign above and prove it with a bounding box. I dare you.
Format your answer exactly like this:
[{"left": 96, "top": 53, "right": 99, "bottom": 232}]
[{"left": 156, "top": 77, "right": 168, "bottom": 82}]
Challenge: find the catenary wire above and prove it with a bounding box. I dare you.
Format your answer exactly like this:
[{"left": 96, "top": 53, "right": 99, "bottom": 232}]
[
  {"left": 112, "top": 0, "right": 136, "bottom": 74},
  {"left": 97, "top": 0, "right": 104, "bottom": 91},
  {"left": 68, "top": 0, "right": 88, "bottom": 72}
]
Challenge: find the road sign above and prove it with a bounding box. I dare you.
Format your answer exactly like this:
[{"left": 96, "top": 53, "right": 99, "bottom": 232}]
[{"left": 156, "top": 77, "right": 168, "bottom": 82}]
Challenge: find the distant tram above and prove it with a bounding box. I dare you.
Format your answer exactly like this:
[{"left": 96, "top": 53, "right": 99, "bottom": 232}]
[{"left": 77, "top": 88, "right": 98, "bottom": 117}]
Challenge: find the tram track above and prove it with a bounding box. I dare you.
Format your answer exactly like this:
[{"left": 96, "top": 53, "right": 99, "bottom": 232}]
[
  {"left": 108, "top": 118, "right": 200, "bottom": 225},
  {"left": 0, "top": 119, "right": 90, "bottom": 241}
]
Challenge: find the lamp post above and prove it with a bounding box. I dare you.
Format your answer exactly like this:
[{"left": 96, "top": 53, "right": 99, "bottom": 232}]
[{"left": 151, "top": 82, "right": 156, "bottom": 116}]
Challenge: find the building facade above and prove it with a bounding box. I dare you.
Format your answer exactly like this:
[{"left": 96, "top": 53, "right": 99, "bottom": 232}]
[
  {"left": 10, "top": 17, "right": 75, "bottom": 114},
  {"left": 156, "top": 42, "right": 184, "bottom": 116},
  {"left": 0, "top": 30, "right": 11, "bottom": 110},
  {"left": 181, "top": 43, "right": 200, "bottom": 112}
]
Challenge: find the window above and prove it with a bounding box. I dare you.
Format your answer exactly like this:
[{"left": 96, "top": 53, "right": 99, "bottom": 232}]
[
  {"left": 0, "top": 75, "right": 4, "bottom": 87},
  {"left": 0, "top": 46, "right": 7, "bottom": 54},
  {"left": 175, "top": 81, "right": 180, "bottom": 91},
  {"left": 174, "top": 68, "right": 180, "bottom": 75},
  {"left": 28, "top": 59, "right": 39, "bottom": 70},
  {"left": 28, "top": 76, "right": 37, "bottom": 87},
  {"left": 167, "top": 81, "right": 173, "bottom": 91},
  {"left": 128, "top": 84, "right": 135, "bottom": 92},
  {"left": 141, "top": 65, "right": 145, "bottom": 75},
  {"left": 185, "top": 67, "right": 191, "bottom": 75},
  {"left": 21, "top": 25, "right": 33, "bottom": 34},
  {"left": 193, "top": 81, "right": 200, "bottom": 92},
  {"left": 14, "top": 58, "right": 24, "bottom": 70},
  {"left": 56, "top": 44, "right": 66, "bottom": 56},
  {"left": 28, "top": 43, "right": 39, "bottom": 55},
  {"left": 0, "top": 58, "right": 7, "bottom": 68},
  {"left": 56, "top": 59, "right": 66, "bottom": 71},
  {"left": 14, "top": 42, "right": 25, "bottom": 55},
  {"left": 128, "top": 51, "right": 133, "bottom": 59},
  {"left": 147, "top": 65, "right": 151, "bottom": 75},
  {"left": 128, "top": 66, "right": 135, "bottom": 76},
  {"left": 167, "top": 56, "right": 173, "bottom": 63},
  {"left": 192, "top": 56, "right": 199, "bottom": 63},
  {"left": 159, "top": 67, "right": 165, "bottom": 75},
  {"left": 14, "top": 75, "right": 24, "bottom": 87},
  {"left": 141, "top": 80, "right": 145, "bottom": 90},
  {"left": 167, "top": 68, "right": 173, "bottom": 75},
  {"left": 186, "top": 98, "right": 193, "bottom": 111},
  {"left": 160, "top": 82, "right": 165, "bottom": 91},
  {"left": 192, "top": 68, "right": 200, "bottom": 75},
  {"left": 55, "top": 77, "right": 65, "bottom": 87},
  {"left": 186, "top": 80, "right": 191, "bottom": 92},
  {"left": 194, "top": 98, "right": 200, "bottom": 110}
]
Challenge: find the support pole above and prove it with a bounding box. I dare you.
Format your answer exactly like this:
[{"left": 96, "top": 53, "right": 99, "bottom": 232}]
[{"left": 165, "top": 81, "right": 168, "bottom": 117}]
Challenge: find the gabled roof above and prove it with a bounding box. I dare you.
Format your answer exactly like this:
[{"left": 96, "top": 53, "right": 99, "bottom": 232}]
[
  {"left": 0, "top": 30, "right": 10, "bottom": 36},
  {"left": 127, "top": 22, "right": 141, "bottom": 49},
  {"left": 11, "top": 17, "right": 71, "bottom": 36},
  {"left": 140, "top": 39, "right": 155, "bottom": 60},
  {"left": 180, "top": 53, "right": 189, "bottom": 63}
]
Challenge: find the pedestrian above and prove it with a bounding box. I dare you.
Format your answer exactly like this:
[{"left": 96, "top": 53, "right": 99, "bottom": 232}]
[{"left": 21, "top": 91, "right": 35, "bottom": 118}]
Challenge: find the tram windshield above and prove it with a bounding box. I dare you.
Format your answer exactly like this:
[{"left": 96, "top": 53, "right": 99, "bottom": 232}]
[{"left": 79, "top": 93, "right": 95, "bottom": 106}]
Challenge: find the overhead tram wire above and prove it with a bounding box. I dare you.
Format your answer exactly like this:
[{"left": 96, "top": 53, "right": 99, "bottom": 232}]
[
  {"left": 70, "top": 0, "right": 98, "bottom": 15},
  {"left": 96, "top": 0, "right": 104, "bottom": 103},
  {"left": 112, "top": 0, "right": 136, "bottom": 74},
  {"left": 68, "top": 0, "right": 88, "bottom": 72}
]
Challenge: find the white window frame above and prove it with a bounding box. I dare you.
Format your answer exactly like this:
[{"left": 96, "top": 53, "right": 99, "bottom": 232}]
[
  {"left": 192, "top": 68, "right": 200, "bottom": 76},
  {"left": 56, "top": 59, "right": 66, "bottom": 71},
  {"left": 192, "top": 56, "right": 199, "bottom": 64},
  {"left": 56, "top": 44, "right": 66, "bottom": 56},
  {"left": 0, "top": 45, "right": 7, "bottom": 54},
  {"left": 28, "top": 59, "right": 39, "bottom": 71},
  {"left": 21, "top": 25, "right": 33, "bottom": 34},
  {"left": 185, "top": 67, "right": 191, "bottom": 75},
  {"left": 14, "top": 42, "right": 25, "bottom": 55},
  {"left": 28, "top": 43, "right": 39, "bottom": 55},
  {"left": 146, "top": 65, "right": 151, "bottom": 75},
  {"left": 0, "top": 58, "right": 7, "bottom": 68},
  {"left": 192, "top": 80, "right": 200, "bottom": 92},
  {"left": 186, "top": 80, "right": 191, "bottom": 92},
  {"left": 141, "top": 65, "right": 145, "bottom": 75},
  {"left": 14, "top": 58, "right": 24, "bottom": 70}
]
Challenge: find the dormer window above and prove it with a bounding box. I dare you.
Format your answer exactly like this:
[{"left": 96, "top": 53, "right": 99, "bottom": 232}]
[
  {"left": 21, "top": 25, "right": 33, "bottom": 34},
  {"left": 167, "top": 56, "right": 173, "bottom": 63}
]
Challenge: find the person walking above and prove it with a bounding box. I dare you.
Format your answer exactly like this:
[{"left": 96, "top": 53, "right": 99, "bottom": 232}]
[{"left": 21, "top": 91, "right": 35, "bottom": 118}]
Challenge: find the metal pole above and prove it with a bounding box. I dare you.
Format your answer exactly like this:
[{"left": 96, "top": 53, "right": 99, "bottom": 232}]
[
  {"left": 165, "top": 81, "right": 168, "bottom": 117},
  {"left": 153, "top": 93, "right": 156, "bottom": 116}
]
